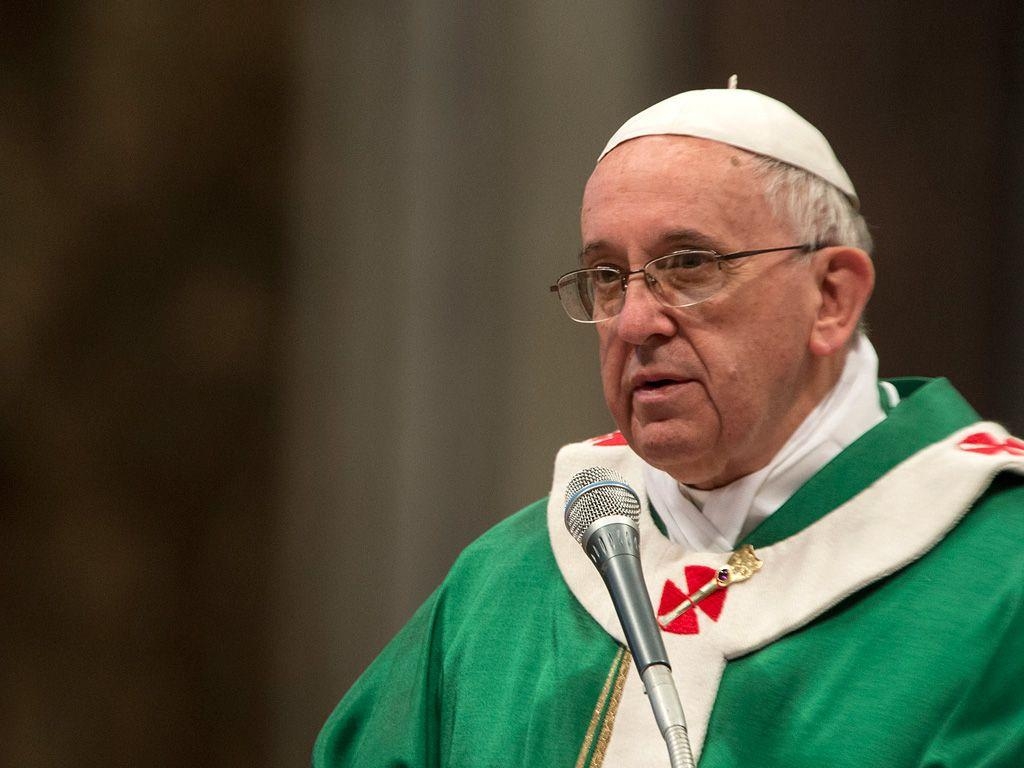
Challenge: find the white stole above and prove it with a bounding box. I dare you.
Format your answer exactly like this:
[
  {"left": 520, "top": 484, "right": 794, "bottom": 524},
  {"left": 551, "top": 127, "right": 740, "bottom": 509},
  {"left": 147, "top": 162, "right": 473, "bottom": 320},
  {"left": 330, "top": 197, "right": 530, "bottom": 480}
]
[{"left": 547, "top": 424, "right": 1024, "bottom": 765}]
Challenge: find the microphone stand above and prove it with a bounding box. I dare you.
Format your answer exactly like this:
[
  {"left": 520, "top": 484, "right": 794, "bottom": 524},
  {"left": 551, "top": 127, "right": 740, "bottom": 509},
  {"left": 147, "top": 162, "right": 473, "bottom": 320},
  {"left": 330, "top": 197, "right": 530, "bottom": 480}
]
[{"left": 641, "top": 664, "right": 695, "bottom": 768}]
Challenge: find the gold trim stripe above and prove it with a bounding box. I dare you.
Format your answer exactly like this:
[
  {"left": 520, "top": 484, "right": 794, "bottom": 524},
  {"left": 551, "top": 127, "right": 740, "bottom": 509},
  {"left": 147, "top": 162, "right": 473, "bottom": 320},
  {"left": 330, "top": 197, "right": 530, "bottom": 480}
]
[
  {"left": 575, "top": 648, "right": 630, "bottom": 768},
  {"left": 591, "top": 649, "right": 629, "bottom": 767}
]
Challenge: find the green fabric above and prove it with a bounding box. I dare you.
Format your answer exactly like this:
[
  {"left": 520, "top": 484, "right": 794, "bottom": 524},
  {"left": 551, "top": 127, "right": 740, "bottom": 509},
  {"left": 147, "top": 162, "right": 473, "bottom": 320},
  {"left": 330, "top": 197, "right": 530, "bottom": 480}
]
[
  {"left": 312, "top": 499, "right": 621, "bottom": 767},
  {"left": 314, "top": 379, "right": 1024, "bottom": 766},
  {"left": 702, "top": 377, "right": 1024, "bottom": 767}
]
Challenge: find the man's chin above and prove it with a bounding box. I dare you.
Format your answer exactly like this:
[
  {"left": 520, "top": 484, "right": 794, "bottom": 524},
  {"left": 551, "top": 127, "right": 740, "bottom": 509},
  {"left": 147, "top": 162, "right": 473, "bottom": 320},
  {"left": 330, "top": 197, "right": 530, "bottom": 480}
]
[{"left": 627, "top": 423, "right": 718, "bottom": 484}]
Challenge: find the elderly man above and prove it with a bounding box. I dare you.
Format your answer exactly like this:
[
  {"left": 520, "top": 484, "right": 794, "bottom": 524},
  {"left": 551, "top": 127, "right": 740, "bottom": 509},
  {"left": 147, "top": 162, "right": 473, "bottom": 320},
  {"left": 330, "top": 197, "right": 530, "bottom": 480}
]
[{"left": 314, "top": 88, "right": 1024, "bottom": 767}]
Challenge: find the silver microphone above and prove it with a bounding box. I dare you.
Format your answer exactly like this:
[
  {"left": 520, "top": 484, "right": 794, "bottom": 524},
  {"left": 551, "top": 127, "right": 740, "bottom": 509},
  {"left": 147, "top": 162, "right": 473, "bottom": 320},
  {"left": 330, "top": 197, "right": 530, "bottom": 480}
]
[{"left": 564, "top": 467, "right": 695, "bottom": 768}]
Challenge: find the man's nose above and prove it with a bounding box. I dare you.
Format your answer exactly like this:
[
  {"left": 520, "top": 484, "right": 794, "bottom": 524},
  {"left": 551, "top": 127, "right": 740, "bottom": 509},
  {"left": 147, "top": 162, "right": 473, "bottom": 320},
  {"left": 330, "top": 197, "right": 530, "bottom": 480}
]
[{"left": 613, "top": 272, "right": 676, "bottom": 344}]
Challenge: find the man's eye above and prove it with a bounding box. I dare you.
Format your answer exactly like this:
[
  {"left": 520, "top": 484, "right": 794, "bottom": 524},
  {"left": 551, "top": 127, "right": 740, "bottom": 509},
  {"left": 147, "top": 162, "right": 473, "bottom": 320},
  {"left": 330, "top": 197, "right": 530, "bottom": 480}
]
[
  {"left": 662, "top": 251, "right": 712, "bottom": 270},
  {"left": 591, "top": 268, "right": 622, "bottom": 285}
]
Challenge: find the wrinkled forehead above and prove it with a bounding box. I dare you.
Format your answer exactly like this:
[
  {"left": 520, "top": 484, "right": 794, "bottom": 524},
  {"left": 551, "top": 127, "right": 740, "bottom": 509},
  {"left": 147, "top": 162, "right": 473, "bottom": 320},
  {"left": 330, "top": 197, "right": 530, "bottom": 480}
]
[
  {"left": 589, "top": 133, "right": 759, "bottom": 182},
  {"left": 581, "top": 136, "right": 790, "bottom": 251},
  {"left": 583, "top": 135, "right": 760, "bottom": 214}
]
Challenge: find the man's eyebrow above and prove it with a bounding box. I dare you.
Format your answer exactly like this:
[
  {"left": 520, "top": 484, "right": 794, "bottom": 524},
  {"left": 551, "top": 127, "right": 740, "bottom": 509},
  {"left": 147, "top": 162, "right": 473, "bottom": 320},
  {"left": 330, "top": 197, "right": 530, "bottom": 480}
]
[
  {"left": 578, "top": 230, "right": 722, "bottom": 265},
  {"left": 578, "top": 241, "right": 609, "bottom": 265},
  {"left": 661, "top": 229, "right": 721, "bottom": 251}
]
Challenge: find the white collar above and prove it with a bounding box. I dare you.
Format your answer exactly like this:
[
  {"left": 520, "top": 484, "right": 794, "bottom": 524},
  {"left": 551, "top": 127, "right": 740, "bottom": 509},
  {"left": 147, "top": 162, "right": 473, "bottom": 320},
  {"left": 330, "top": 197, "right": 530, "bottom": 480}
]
[{"left": 643, "top": 334, "right": 890, "bottom": 552}]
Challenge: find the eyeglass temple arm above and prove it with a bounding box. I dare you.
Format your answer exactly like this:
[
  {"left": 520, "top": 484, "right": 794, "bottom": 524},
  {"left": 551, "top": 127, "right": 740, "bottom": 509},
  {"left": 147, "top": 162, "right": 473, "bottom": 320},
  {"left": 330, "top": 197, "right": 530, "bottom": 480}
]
[{"left": 717, "top": 242, "right": 825, "bottom": 262}]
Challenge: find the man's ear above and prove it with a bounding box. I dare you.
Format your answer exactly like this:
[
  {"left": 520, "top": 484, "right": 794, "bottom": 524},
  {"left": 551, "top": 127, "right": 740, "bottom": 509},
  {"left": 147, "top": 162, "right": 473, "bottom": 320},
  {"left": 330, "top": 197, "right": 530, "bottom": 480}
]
[{"left": 808, "top": 247, "right": 875, "bottom": 356}]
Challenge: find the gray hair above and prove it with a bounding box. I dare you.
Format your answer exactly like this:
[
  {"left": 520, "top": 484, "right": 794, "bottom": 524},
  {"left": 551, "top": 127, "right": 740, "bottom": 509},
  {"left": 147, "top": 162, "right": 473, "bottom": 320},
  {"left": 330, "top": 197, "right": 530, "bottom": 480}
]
[{"left": 754, "top": 157, "right": 873, "bottom": 254}]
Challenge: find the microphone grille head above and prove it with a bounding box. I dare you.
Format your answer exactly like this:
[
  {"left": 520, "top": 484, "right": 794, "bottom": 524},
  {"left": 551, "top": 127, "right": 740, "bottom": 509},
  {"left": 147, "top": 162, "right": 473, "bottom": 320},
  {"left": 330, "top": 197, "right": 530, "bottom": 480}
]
[{"left": 563, "top": 467, "right": 641, "bottom": 543}]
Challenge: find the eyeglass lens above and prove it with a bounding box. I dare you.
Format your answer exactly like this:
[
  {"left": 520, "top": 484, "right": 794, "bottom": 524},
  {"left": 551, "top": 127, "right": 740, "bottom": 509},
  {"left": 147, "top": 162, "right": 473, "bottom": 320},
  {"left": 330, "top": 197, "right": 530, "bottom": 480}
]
[{"left": 558, "top": 251, "right": 723, "bottom": 321}]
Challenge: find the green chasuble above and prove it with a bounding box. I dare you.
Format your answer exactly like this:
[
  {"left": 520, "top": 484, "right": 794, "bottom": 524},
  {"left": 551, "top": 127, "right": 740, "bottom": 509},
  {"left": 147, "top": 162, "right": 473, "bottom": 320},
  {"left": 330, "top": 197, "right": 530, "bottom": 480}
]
[{"left": 314, "top": 379, "right": 1024, "bottom": 767}]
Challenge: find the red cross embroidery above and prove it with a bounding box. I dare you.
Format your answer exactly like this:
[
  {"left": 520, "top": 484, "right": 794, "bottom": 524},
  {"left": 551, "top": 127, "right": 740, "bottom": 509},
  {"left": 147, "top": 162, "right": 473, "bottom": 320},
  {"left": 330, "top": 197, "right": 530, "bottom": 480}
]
[
  {"left": 957, "top": 432, "right": 1024, "bottom": 457},
  {"left": 657, "top": 565, "right": 728, "bottom": 635},
  {"left": 591, "top": 431, "right": 628, "bottom": 447}
]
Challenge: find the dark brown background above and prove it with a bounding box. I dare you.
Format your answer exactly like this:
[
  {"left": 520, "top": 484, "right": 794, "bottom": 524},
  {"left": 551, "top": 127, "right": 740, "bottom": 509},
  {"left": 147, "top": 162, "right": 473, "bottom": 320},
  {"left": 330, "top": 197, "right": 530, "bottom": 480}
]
[{"left": 3, "top": 3, "right": 1021, "bottom": 766}]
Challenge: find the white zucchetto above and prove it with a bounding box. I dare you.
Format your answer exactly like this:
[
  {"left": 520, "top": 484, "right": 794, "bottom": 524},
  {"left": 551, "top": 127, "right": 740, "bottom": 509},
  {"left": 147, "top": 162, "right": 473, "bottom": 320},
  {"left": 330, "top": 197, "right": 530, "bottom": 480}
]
[{"left": 598, "top": 88, "right": 858, "bottom": 207}]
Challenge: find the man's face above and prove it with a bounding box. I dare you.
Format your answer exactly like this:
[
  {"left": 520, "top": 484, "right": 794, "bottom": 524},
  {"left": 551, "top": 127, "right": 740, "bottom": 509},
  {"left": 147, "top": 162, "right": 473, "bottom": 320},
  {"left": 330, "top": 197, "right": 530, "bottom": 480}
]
[{"left": 581, "top": 135, "right": 832, "bottom": 489}]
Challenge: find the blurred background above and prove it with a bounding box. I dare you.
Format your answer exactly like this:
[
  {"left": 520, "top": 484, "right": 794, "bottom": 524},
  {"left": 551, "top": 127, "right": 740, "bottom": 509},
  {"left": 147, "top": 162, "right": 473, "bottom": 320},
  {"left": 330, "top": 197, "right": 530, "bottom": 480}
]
[{"left": 3, "top": 2, "right": 1023, "bottom": 766}]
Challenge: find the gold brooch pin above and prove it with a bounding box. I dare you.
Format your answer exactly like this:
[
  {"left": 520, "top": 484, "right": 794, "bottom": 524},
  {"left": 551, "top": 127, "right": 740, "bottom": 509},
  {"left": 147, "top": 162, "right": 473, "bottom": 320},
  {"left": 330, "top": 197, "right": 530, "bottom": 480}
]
[{"left": 657, "top": 544, "right": 763, "bottom": 627}]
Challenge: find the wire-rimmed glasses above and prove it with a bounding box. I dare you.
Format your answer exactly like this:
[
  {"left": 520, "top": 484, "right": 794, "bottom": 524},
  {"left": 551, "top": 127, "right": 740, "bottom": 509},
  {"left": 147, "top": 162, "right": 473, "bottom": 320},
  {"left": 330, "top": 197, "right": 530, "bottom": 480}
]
[{"left": 549, "top": 243, "right": 818, "bottom": 323}]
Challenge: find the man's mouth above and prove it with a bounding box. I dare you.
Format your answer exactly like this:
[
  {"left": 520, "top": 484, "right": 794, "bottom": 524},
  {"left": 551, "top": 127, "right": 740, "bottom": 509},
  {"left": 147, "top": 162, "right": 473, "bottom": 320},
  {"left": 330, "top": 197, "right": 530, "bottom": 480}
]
[
  {"left": 637, "top": 379, "right": 679, "bottom": 391},
  {"left": 630, "top": 374, "right": 694, "bottom": 400}
]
